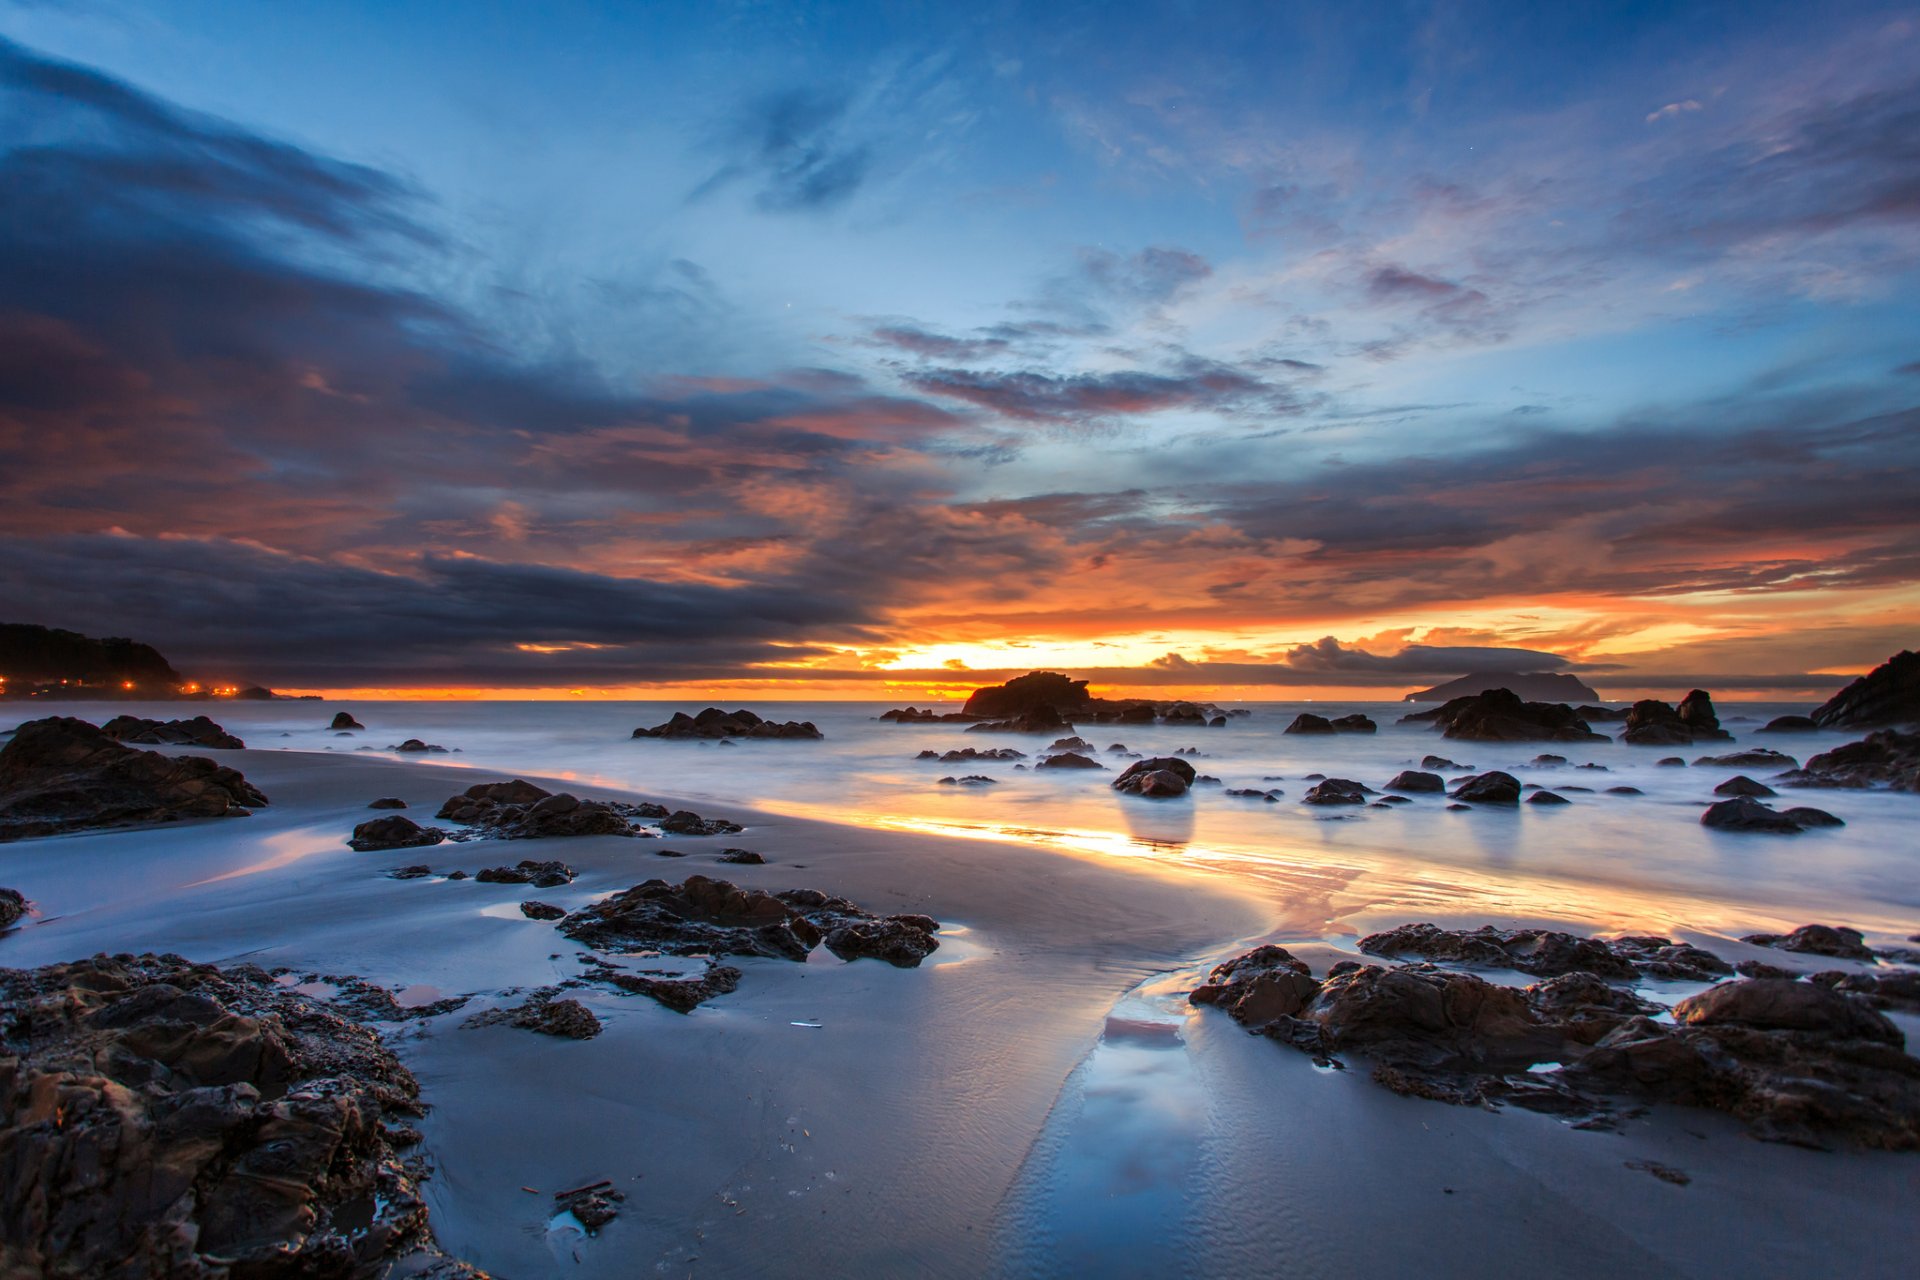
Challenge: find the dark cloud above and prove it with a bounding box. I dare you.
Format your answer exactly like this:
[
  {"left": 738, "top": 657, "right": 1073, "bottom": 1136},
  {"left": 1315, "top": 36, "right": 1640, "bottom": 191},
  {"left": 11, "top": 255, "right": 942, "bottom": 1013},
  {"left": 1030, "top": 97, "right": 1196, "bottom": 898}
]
[
  {"left": 865, "top": 324, "right": 1013, "bottom": 362},
  {"left": 693, "top": 88, "right": 872, "bottom": 213},
  {"left": 1282, "top": 636, "right": 1572, "bottom": 674},
  {"left": 906, "top": 354, "right": 1301, "bottom": 424}
]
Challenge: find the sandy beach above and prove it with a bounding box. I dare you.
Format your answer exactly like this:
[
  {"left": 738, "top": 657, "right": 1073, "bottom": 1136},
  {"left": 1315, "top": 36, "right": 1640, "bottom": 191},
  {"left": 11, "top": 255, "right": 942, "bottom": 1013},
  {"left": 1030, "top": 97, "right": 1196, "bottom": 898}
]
[{"left": 3, "top": 740, "right": 1915, "bottom": 1278}]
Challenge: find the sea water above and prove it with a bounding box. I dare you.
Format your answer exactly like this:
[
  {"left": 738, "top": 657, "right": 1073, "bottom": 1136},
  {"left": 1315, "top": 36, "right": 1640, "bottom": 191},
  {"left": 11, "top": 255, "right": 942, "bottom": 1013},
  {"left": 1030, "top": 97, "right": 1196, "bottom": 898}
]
[{"left": 19, "top": 699, "right": 1918, "bottom": 937}]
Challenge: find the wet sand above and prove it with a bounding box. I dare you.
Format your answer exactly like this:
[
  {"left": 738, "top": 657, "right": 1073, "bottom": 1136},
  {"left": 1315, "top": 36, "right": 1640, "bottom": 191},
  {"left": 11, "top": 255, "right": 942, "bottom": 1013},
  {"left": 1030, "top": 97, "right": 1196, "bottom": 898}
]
[{"left": 2, "top": 745, "right": 1915, "bottom": 1277}]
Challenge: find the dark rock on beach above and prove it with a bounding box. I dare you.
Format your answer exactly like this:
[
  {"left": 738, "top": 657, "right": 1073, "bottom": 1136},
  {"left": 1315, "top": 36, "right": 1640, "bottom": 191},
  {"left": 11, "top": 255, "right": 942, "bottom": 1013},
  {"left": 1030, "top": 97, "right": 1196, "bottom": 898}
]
[
  {"left": 390, "top": 739, "right": 449, "bottom": 753},
  {"left": 965, "top": 706, "right": 1073, "bottom": 734},
  {"left": 368, "top": 796, "right": 407, "bottom": 809},
  {"left": 348, "top": 815, "right": 447, "bottom": 851},
  {"left": 520, "top": 900, "right": 568, "bottom": 920},
  {"left": 437, "top": 780, "right": 665, "bottom": 838},
  {"left": 1451, "top": 771, "right": 1521, "bottom": 804},
  {"left": 1781, "top": 729, "right": 1920, "bottom": 791},
  {"left": 1358, "top": 923, "right": 1638, "bottom": 980},
  {"left": 1714, "top": 775, "right": 1776, "bottom": 797},
  {"left": 330, "top": 711, "right": 366, "bottom": 731},
  {"left": 1284, "top": 713, "right": 1335, "bottom": 734},
  {"left": 1701, "top": 797, "right": 1825, "bottom": 834},
  {"left": 101, "top": 714, "right": 244, "bottom": 750},
  {"left": 0, "top": 953, "right": 478, "bottom": 1277},
  {"left": 1036, "top": 751, "right": 1104, "bottom": 770},
  {"left": 916, "top": 746, "right": 1024, "bottom": 763},
  {"left": 633, "top": 707, "right": 823, "bottom": 740},
  {"left": 659, "top": 809, "right": 745, "bottom": 836},
  {"left": 0, "top": 887, "right": 28, "bottom": 929},
  {"left": 475, "top": 860, "right": 575, "bottom": 888},
  {"left": 0, "top": 716, "right": 268, "bottom": 841},
  {"left": 1695, "top": 747, "right": 1797, "bottom": 769},
  {"left": 1758, "top": 715, "right": 1820, "bottom": 733},
  {"left": 1408, "top": 689, "right": 1607, "bottom": 743},
  {"left": 1112, "top": 756, "right": 1197, "bottom": 797},
  {"left": 1527, "top": 790, "right": 1570, "bottom": 804},
  {"left": 1302, "top": 777, "right": 1370, "bottom": 805},
  {"left": 1385, "top": 770, "right": 1445, "bottom": 792},
  {"left": 1741, "top": 924, "right": 1875, "bottom": 961},
  {"left": 717, "top": 847, "right": 766, "bottom": 864},
  {"left": 1622, "top": 691, "right": 1733, "bottom": 746}
]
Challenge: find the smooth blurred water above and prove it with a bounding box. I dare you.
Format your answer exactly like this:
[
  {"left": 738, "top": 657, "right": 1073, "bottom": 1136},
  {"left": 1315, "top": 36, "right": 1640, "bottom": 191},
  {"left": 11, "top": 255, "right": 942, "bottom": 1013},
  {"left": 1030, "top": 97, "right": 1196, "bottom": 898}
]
[{"left": 18, "top": 698, "right": 1919, "bottom": 936}]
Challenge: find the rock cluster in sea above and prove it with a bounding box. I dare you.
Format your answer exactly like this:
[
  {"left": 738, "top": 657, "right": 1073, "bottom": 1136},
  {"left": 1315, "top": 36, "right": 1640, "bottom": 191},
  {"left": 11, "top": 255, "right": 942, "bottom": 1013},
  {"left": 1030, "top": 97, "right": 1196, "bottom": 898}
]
[
  {"left": 632, "top": 708, "right": 823, "bottom": 739},
  {"left": 100, "top": 714, "right": 245, "bottom": 749},
  {"left": 0, "top": 716, "right": 268, "bottom": 841},
  {"left": 1400, "top": 688, "right": 1608, "bottom": 743}
]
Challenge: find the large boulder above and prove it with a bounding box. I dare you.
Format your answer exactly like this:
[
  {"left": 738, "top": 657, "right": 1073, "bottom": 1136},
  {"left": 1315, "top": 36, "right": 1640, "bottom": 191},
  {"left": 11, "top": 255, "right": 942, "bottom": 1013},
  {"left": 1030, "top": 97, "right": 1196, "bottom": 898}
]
[
  {"left": 100, "top": 715, "right": 245, "bottom": 750},
  {"left": 1694, "top": 747, "right": 1797, "bottom": 769},
  {"left": 1758, "top": 715, "right": 1819, "bottom": 733},
  {"left": 1740, "top": 924, "right": 1875, "bottom": 961},
  {"left": 1622, "top": 692, "right": 1733, "bottom": 746},
  {"left": 1035, "top": 751, "right": 1103, "bottom": 770},
  {"left": 1384, "top": 770, "right": 1445, "bottom": 792},
  {"left": 348, "top": 815, "right": 446, "bottom": 851},
  {"left": 1190, "top": 946, "right": 1321, "bottom": 1024},
  {"left": 1112, "top": 757, "right": 1197, "bottom": 796},
  {"left": 330, "top": 711, "right": 366, "bottom": 731},
  {"left": 1811, "top": 650, "right": 1920, "bottom": 729},
  {"left": 0, "top": 887, "right": 27, "bottom": 929},
  {"left": 1701, "top": 797, "right": 1824, "bottom": 834},
  {"left": 1450, "top": 771, "right": 1521, "bottom": 804},
  {"left": 1283, "top": 712, "right": 1335, "bottom": 734},
  {"left": 1415, "top": 689, "right": 1606, "bottom": 743},
  {"left": 436, "top": 780, "right": 665, "bottom": 837},
  {"left": 1357, "top": 923, "right": 1637, "bottom": 980},
  {"left": 1302, "top": 778, "right": 1369, "bottom": 805},
  {"left": 1674, "top": 979, "right": 1902, "bottom": 1044},
  {"left": 633, "top": 708, "right": 822, "bottom": 740},
  {"left": 0, "top": 953, "right": 476, "bottom": 1277},
  {"left": 0, "top": 717, "right": 268, "bottom": 841},
  {"left": 961, "top": 671, "right": 1093, "bottom": 719}
]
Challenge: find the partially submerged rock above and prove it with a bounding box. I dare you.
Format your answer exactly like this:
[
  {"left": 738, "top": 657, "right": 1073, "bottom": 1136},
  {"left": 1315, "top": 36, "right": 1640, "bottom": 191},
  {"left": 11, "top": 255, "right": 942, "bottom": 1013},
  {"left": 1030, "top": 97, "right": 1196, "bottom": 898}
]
[
  {"left": 1622, "top": 691, "right": 1734, "bottom": 746},
  {"left": 1450, "top": 771, "right": 1521, "bottom": 804},
  {"left": 1384, "top": 770, "right": 1444, "bottom": 793},
  {"left": 1701, "top": 797, "right": 1835, "bottom": 834},
  {"left": 330, "top": 712, "right": 366, "bottom": 731},
  {"left": 474, "top": 860, "right": 575, "bottom": 888},
  {"left": 964, "top": 707, "right": 1073, "bottom": 734},
  {"left": 348, "top": 815, "right": 447, "bottom": 851},
  {"left": 390, "top": 739, "right": 449, "bottom": 753},
  {"left": 0, "top": 887, "right": 28, "bottom": 929},
  {"left": 1781, "top": 730, "right": 1920, "bottom": 791},
  {"left": 0, "top": 953, "right": 479, "bottom": 1276},
  {"left": 1112, "top": 757, "right": 1196, "bottom": 796},
  {"left": 1302, "top": 778, "right": 1369, "bottom": 805},
  {"left": 101, "top": 715, "right": 244, "bottom": 750},
  {"left": 0, "top": 717, "right": 268, "bottom": 841},
  {"left": 1035, "top": 751, "right": 1103, "bottom": 770},
  {"left": 632, "top": 708, "right": 823, "bottom": 740},
  {"left": 1758, "top": 715, "right": 1819, "bottom": 733},
  {"left": 465, "top": 993, "right": 601, "bottom": 1039},
  {"left": 1742, "top": 923, "right": 1876, "bottom": 961},
  {"left": 1714, "top": 775, "right": 1776, "bottom": 797},
  {"left": 520, "top": 900, "right": 568, "bottom": 921},
  {"left": 914, "top": 746, "right": 1023, "bottom": 763},
  {"left": 368, "top": 797, "right": 408, "bottom": 809},
  {"left": 436, "top": 780, "right": 666, "bottom": 838},
  {"left": 1407, "top": 689, "right": 1606, "bottom": 743},
  {"left": 659, "top": 809, "right": 744, "bottom": 836},
  {"left": 1695, "top": 747, "right": 1797, "bottom": 770}
]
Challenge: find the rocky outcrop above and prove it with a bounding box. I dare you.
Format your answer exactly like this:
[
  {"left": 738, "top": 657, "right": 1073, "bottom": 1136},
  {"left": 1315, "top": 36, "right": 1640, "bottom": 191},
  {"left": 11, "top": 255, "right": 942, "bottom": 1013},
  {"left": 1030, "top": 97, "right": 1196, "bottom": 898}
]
[
  {"left": 914, "top": 747, "right": 1024, "bottom": 762},
  {"left": 1190, "top": 941, "right": 1917, "bottom": 1148},
  {"left": 1112, "top": 757, "right": 1196, "bottom": 797},
  {"left": 330, "top": 712, "right": 365, "bottom": 731},
  {"left": 659, "top": 810, "right": 744, "bottom": 836},
  {"left": 1714, "top": 775, "right": 1776, "bottom": 797},
  {"left": 1356, "top": 923, "right": 1732, "bottom": 982},
  {"left": 1407, "top": 689, "right": 1606, "bottom": 742},
  {"left": 1758, "top": 715, "right": 1819, "bottom": 733},
  {"left": 1781, "top": 730, "right": 1920, "bottom": 791},
  {"left": 1811, "top": 650, "right": 1919, "bottom": 729},
  {"left": 1741, "top": 924, "right": 1876, "bottom": 961},
  {"left": 435, "top": 780, "right": 666, "bottom": 838},
  {"left": 1694, "top": 747, "right": 1797, "bottom": 769},
  {"left": 0, "top": 717, "right": 268, "bottom": 841},
  {"left": 1701, "top": 797, "right": 1841, "bottom": 833},
  {"left": 368, "top": 797, "right": 407, "bottom": 809},
  {"left": 1302, "top": 778, "right": 1369, "bottom": 805},
  {"left": 1332, "top": 713, "right": 1377, "bottom": 732},
  {"left": 632, "top": 708, "right": 823, "bottom": 740},
  {"left": 520, "top": 900, "right": 568, "bottom": 921},
  {"left": 1621, "top": 691, "right": 1734, "bottom": 746},
  {"left": 965, "top": 707, "right": 1072, "bottom": 734},
  {"left": 389, "top": 740, "right": 448, "bottom": 753},
  {"left": 962, "top": 671, "right": 1092, "bottom": 719},
  {"left": 0, "top": 953, "right": 481, "bottom": 1277},
  {"left": 879, "top": 706, "right": 974, "bottom": 723},
  {"left": 1384, "top": 770, "right": 1444, "bottom": 793},
  {"left": 0, "top": 887, "right": 27, "bottom": 929},
  {"left": 1450, "top": 771, "right": 1521, "bottom": 804},
  {"left": 556, "top": 876, "right": 938, "bottom": 1011},
  {"left": 100, "top": 715, "right": 244, "bottom": 750},
  {"left": 474, "top": 860, "right": 574, "bottom": 888},
  {"left": 1284, "top": 713, "right": 1336, "bottom": 734},
  {"left": 347, "top": 815, "right": 447, "bottom": 851},
  {"left": 1035, "top": 751, "right": 1103, "bottom": 770}
]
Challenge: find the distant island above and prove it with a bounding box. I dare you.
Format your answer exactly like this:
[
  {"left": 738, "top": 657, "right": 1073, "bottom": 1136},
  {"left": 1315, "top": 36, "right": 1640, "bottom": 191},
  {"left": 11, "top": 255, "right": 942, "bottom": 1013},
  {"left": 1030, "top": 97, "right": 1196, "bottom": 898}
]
[
  {"left": 0, "top": 623, "right": 301, "bottom": 701},
  {"left": 1402, "top": 670, "right": 1601, "bottom": 703}
]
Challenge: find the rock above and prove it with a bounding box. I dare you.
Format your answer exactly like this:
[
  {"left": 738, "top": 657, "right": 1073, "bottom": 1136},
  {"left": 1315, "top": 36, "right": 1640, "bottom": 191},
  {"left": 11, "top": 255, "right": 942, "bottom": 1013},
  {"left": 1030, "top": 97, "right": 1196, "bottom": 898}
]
[
  {"left": 1302, "top": 778, "right": 1369, "bottom": 805},
  {"left": 1404, "top": 671, "right": 1601, "bottom": 703},
  {"left": 330, "top": 712, "right": 366, "bottom": 730},
  {"left": 0, "top": 717, "right": 269, "bottom": 840},
  {"left": 390, "top": 739, "right": 449, "bottom": 753},
  {"left": 1605, "top": 785, "right": 1644, "bottom": 795},
  {"left": 348, "top": 815, "right": 447, "bottom": 851},
  {"left": 1674, "top": 979, "right": 1901, "bottom": 1044},
  {"left": 1450, "top": 771, "right": 1521, "bottom": 804},
  {"left": 437, "top": 781, "right": 663, "bottom": 838},
  {"left": 1225, "top": 788, "right": 1280, "bottom": 801},
  {"left": 1758, "top": 715, "right": 1820, "bottom": 733},
  {"left": 1741, "top": 924, "right": 1875, "bottom": 961},
  {"left": 1421, "top": 755, "right": 1465, "bottom": 770},
  {"left": 389, "top": 866, "right": 432, "bottom": 880},
  {"left": 1809, "top": 969, "right": 1920, "bottom": 1015},
  {"left": 965, "top": 706, "right": 1073, "bottom": 734},
  {"left": 1622, "top": 692, "right": 1733, "bottom": 746},
  {"left": 659, "top": 809, "right": 744, "bottom": 836},
  {"left": 878, "top": 706, "right": 972, "bottom": 723},
  {"left": 1781, "top": 806, "right": 1844, "bottom": 827},
  {"left": 937, "top": 774, "right": 997, "bottom": 786},
  {"left": 1048, "top": 736, "right": 1095, "bottom": 752},
  {"left": 1606, "top": 935, "right": 1735, "bottom": 981},
  {"left": 520, "top": 900, "right": 567, "bottom": 921},
  {"left": 1036, "top": 751, "right": 1104, "bottom": 770},
  {"left": 517, "top": 998, "right": 599, "bottom": 1039},
  {"left": 1810, "top": 650, "right": 1919, "bottom": 729},
  {"left": 1694, "top": 747, "right": 1797, "bottom": 769},
  {"left": 1527, "top": 790, "right": 1570, "bottom": 805},
  {"left": 1283, "top": 713, "right": 1336, "bottom": 734},
  {"left": 961, "top": 671, "right": 1092, "bottom": 719},
  {"left": 0, "top": 953, "right": 475, "bottom": 1277},
  {"left": 1714, "top": 775, "right": 1776, "bottom": 797},
  {"left": 561, "top": 1188, "right": 624, "bottom": 1231},
  {"left": 1112, "top": 757, "right": 1198, "bottom": 797},
  {"left": 1190, "top": 946, "right": 1321, "bottom": 1024},
  {"left": 1331, "top": 713, "right": 1377, "bottom": 733},
  {"left": 717, "top": 848, "right": 766, "bottom": 864},
  {"left": 633, "top": 708, "right": 823, "bottom": 740},
  {"left": 1657, "top": 757, "right": 1687, "bottom": 767},
  {"left": 1700, "top": 797, "right": 1807, "bottom": 834},
  {"left": 368, "top": 797, "right": 408, "bottom": 809},
  {"left": 1385, "top": 770, "right": 1445, "bottom": 792},
  {"left": 474, "top": 860, "right": 575, "bottom": 888},
  {"left": 0, "top": 887, "right": 27, "bottom": 929},
  {"left": 1576, "top": 705, "right": 1631, "bottom": 722},
  {"left": 1783, "top": 729, "right": 1920, "bottom": 791},
  {"left": 101, "top": 714, "right": 245, "bottom": 750},
  {"left": 1358, "top": 923, "right": 1638, "bottom": 980},
  {"left": 918, "top": 747, "right": 1024, "bottom": 763},
  {"left": 1528, "top": 754, "right": 1568, "bottom": 768},
  {"left": 1414, "top": 689, "right": 1607, "bottom": 743}
]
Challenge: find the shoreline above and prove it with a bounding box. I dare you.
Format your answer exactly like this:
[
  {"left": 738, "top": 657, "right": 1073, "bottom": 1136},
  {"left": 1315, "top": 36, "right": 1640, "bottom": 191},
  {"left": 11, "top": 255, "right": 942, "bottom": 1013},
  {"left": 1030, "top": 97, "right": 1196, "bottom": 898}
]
[{"left": 2, "top": 744, "right": 1917, "bottom": 1276}]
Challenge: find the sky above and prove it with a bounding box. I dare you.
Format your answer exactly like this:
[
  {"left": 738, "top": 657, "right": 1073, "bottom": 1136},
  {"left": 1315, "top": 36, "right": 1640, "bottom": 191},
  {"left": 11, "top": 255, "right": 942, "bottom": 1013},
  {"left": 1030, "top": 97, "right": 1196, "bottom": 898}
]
[{"left": 1, "top": 0, "right": 1917, "bottom": 701}]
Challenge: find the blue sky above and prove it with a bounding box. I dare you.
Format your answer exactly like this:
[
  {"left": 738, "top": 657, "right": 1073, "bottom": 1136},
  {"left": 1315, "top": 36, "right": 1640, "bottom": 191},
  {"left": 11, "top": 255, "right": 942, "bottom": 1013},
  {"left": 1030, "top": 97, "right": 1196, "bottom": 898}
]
[{"left": 1, "top": 0, "right": 1916, "bottom": 693}]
